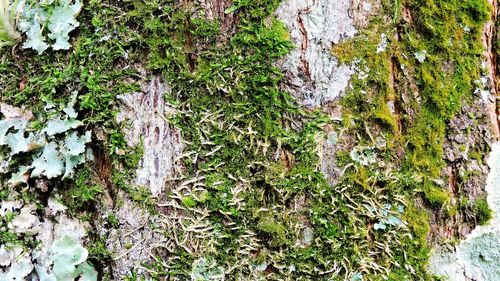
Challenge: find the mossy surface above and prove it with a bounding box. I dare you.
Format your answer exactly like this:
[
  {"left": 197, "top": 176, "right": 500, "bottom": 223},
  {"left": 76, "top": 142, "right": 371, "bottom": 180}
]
[
  {"left": 0, "top": 0, "right": 493, "bottom": 280},
  {"left": 472, "top": 196, "right": 492, "bottom": 225},
  {"left": 331, "top": 0, "right": 492, "bottom": 278}
]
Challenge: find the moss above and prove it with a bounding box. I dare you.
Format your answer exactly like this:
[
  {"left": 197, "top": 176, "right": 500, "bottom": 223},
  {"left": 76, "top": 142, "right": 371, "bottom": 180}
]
[
  {"left": 472, "top": 196, "right": 492, "bottom": 225},
  {"left": 423, "top": 184, "right": 450, "bottom": 207},
  {"left": 371, "top": 100, "right": 399, "bottom": 133},
  {"left": 87, "top": 235, "right": 112, "bottom": 270},
  {"left": 0, "top": 230, "right": 22, "bottom": 247},
  {"left": 181, "top": 197, "right": 197, "bottom": 208},
  {"left": 61, "top": 169, "right": 104, "bottom": 214},
  {"left": 404, "top": 204, "right": 431, "bottom": 245},
  {"left": 401, "top": 0, "right": 491, "bottom": 178},
  {"left": 107, "top": 214, "right": 120, "bottom": 228},
  {"left": 256, "top": 212, "right": 288, "bottom": 247}
]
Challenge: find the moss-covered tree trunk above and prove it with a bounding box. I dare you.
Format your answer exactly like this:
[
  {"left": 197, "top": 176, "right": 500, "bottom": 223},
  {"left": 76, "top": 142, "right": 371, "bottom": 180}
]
[
  {"left": 108, "top": 0, "right": 500, "bottom": 279},
  {"left": 0, "top": 0, "right": 499, "bottom": 280}
]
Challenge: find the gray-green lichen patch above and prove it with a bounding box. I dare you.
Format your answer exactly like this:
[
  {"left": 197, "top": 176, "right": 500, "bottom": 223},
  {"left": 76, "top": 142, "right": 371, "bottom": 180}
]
[
  {"left": 0, "top": 99, "right": 92, "bottom": 188},
  {"left": 428, "top": 245, "right": 467, "bottom": 281},
  {"left": 190, "top": 257, "right": 225, "bottom": 281},
  {"left": 0, "top": 99, "right": 96, "bottom": 279},
  {"left": 17, "top": 0, "right": 82, "bottom": 54},
  {"left": 8, "top": 204, "right": 40, "bottom": 235},
  {"left": 458, "top": 232, "right": 500, "bottom": 281},
  {"left": 0, "top": 197, "right": 96, "bottom": 280},
  {"left": 430, "top": 141, "right": 500, "bottom": 280}
]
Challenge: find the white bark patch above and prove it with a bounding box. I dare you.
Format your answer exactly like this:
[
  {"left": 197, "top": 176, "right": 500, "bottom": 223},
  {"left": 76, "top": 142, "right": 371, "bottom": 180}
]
[
  {"left": 117, "top": 76, "right": 183, "bottom": 196},
  {"left": 276, "top": 0, "right": 357, "bottom": 107},
  {"left": 106, "top": 192, "right": 164, "bottom": 278}
]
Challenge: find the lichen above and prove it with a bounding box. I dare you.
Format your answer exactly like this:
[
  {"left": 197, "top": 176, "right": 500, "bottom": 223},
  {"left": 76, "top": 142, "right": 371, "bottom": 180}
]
[
  {"left": 18, "top": 0, "right": 82, "bottom": 54},
  {"left": 190, "top": 257, "right": 225, "bottom": 281},
  {"left": 0, "top": 100, "right": 91, "bottom": 186}
]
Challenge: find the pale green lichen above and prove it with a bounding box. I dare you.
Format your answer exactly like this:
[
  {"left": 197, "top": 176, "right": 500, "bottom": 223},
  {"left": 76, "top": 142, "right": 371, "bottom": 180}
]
[
  {"left": 42, "top": 235, "right": 97, "bottom": 281},
  {"left": 0, "top": 254, "right": 33, "bottom": 280},
  {"left": 0, "top": 198, "right": 96, "bottom": 280},
  {"left": 458, "top": 232, "right": 500, "bottom": 280},
  {"left": 17, "top": 0, "right": 82, "bottom": 54},
  {"left": 369, "top": 203, "right": 405, "bottom": 231},
  {"left": 30, "top": 142, "right": 65, "bottom": 179},
  {"left": 0, "top": 99, "right": 91, "bottom": 186},
  {"left": 0, "top": 236, "right": 97, "bottom": 281},
  {"left": 42, "top": 118, "right": 83, "bottom": 136},
  {"left": 414, "top": 50, "right": 427, "bottom": 63},
  {"left": 350, "top": 146, "right": 377, "bottom": 166},
  {"left": 8, "top": 204, "right": 40, "bottom": 235},
  {"left": 190, "top": 257, "right": 225, "bottom": 281}
]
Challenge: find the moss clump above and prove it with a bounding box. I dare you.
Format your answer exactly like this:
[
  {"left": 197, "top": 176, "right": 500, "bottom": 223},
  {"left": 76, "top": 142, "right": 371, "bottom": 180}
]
[
  {"left": 423, "top": 184, "right": 450, "bottom": 207},
  {"left": 404, "top": 204, "right": 431, "bottom": 245},
  {"left": 181, "top": 197, "right": 197, "bottom": 208},
  {"left": 402, "top": 0, "right": 491, "bottom": 178},
  {"left": 256, "top": 212, "right": 288, "bottom": 247},
  {"left": 472, "top": 196, "right": 492, "bottom": 225},
  {"left": 62, "top": 170, "right": 104, "bottom": 213}
]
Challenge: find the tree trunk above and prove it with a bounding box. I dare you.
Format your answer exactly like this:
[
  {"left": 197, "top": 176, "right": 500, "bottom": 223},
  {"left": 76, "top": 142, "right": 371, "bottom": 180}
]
[{"left": 0, "top": 0, "right": 499, "bottom": 280}]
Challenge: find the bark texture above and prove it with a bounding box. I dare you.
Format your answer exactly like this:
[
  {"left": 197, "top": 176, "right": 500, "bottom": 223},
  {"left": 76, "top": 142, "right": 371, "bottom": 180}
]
[
  {"left": 117, "top": 75, "right": 183, "bottom": 197},
  {"left": 104, "top": 74, "right": 184, "bottom": 278}
]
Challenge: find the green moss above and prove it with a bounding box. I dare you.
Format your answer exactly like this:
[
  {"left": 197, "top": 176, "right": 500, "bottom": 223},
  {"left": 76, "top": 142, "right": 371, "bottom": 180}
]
[
  {"left": 0, "top": 230, "right": 21, "bottom": 246},
  {"left": 402, "top": 0, "right": 491, "bottom": 177},
  {"left": 423, "top": 184, "right": 450, "bottom": 207},
  {"left": 181, "top": 197, "right": 197, "bottom": 208},
  {"left": 472, "top": 196, "right": 492, "bottom": 225},
  {"left": 107, "top": 214, "right": 120, "bottom": 228},
  {"left": 87, "top": 236, "right": 112, "bottom": 268},
  {"left": 371, "top": 100, "right": 399, "bottom": 132},
  {"left": 404, "top": 204, "right": 431, "bottom": 245},
  {"left": 62, "top": 170, "right": 103, "bottom": 214},
  {"left": 256, "top": 212, "right": 288, "bottom": 247}
]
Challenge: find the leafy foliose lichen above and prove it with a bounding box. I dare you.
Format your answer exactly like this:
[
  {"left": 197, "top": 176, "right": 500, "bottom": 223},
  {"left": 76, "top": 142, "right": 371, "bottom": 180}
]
[
  {"left": 0, "top": 96, "right": 92, "bottom": 187},
  {"left": 0, "top": 235, "right": 97, "bottom": 281},
  {"left": 38, "top": 235, "right": 97, "bottom": 281},
  {"left": 190, "top": 257, "right": 225, "bottom": 281},
  {"left": 17, "top": 0, "right": 82, "bottom": 54}
]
